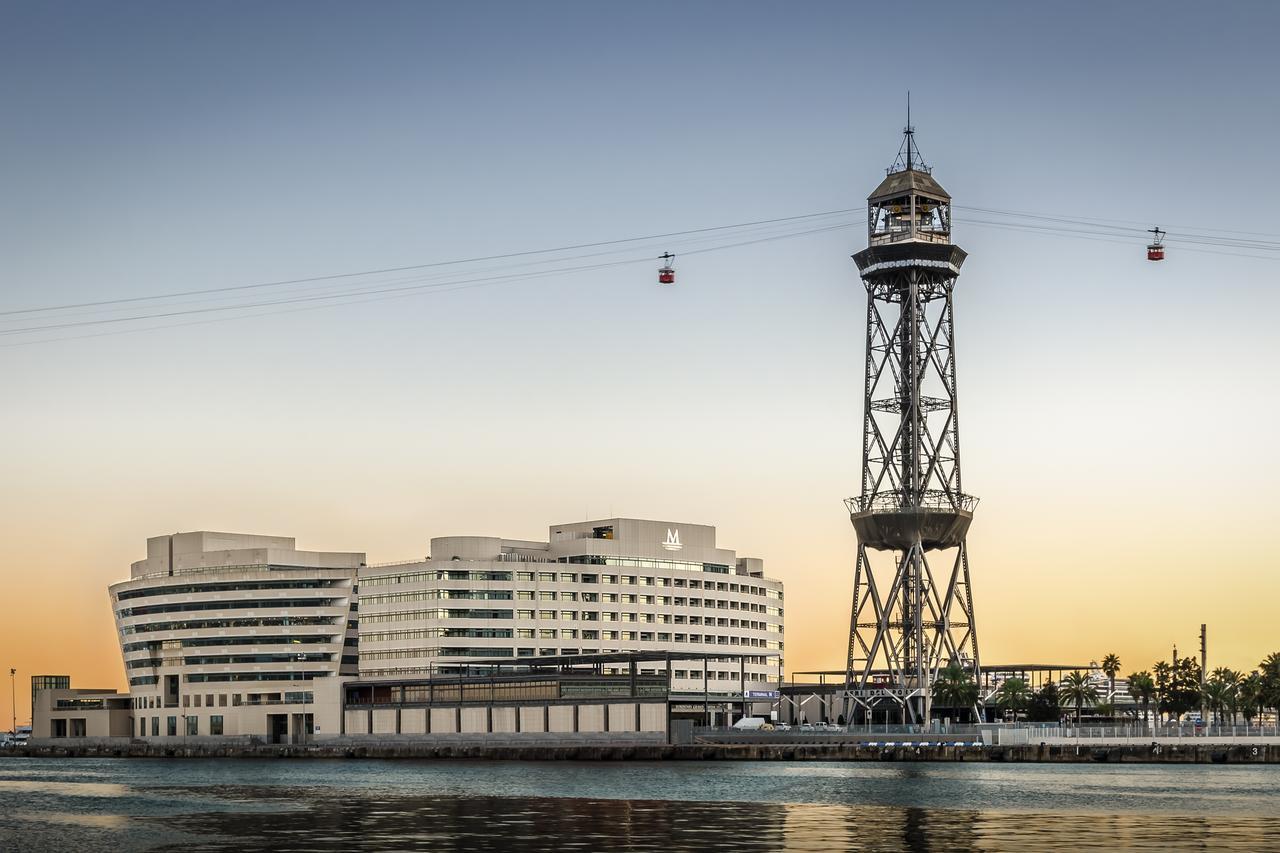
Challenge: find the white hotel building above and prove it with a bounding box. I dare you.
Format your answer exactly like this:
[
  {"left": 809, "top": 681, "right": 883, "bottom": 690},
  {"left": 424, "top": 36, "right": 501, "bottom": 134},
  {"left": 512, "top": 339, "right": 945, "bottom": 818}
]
[
  {"left": 108, "top": 532, "right": 363, "bottom": 743},
  {"left": 90, "top": 519, "right": 782, "bottom": 743},
  {"left": 358, "top": 518, "right": 784, "bottom": 692}
]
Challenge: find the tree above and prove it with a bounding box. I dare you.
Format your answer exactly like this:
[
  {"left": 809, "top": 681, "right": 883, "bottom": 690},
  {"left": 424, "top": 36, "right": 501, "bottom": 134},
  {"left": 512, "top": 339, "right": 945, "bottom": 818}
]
[
  {"left": 932, "top": 663, "right": 979, "bottom": 722},
  {"left": 1060, "top": 671, "right": 1098, "bottom": 724},
  {"left": 1239, "top": 673, "right": 1265, "bottom": 723},
  {"left": 1202, "top": 678, "right": 1232, "bottom": 726},
  {"left": 1210, "top": 668, "right": 1243, "bottom": 724},
  {"left": 1260, "top": 653, "right": 1280, "bottom": 716},
  {"left": 1163, "top": 657, "right": 1203, "bottom": 719},
  {"left": 994, "top": 677, "right": 1031, "bottom": 719},
  {"left": 1127, "top": 671, "right": 1155, "bottom": 726},
  {"left": 1026, "top": 682, "right": 1060, "bottom": 723},
  {"left": 1101, "top": 653, "right": 1121, "bottom": 703},
  {"left": 1153, "top": 661, "right": 1172, "bottom": 723}
]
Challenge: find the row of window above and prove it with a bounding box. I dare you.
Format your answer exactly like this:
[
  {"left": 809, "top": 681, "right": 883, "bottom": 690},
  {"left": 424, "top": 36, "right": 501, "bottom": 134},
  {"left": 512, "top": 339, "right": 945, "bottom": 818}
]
[
  {"left": 117, "top": 579, "right": 344, "bottom": 601},
  {"left": 360, "top": 590, "right": 514, "bottom": 605},
  {"left": 361, "top": 647, "right": 516, "bottom": 661},
  {"left": 117, "top": 598, "right": 343, "bottom": 618},
  {"left": 559, "top": 556, "right": 732, "bottom": 574},
  {"left": 183, "top": 670, "right": 332, "bottom": 683},
  {"left": 362, "top": 570, "right": 513, "bottom": 587},
  {"left": 123, "top": 635, "right": 337, "bottom": 653},
  {"left": 141, "top": 715, "right": 223, "bottom": 737},
  {"left": 363, "top": 567, "right": 781, "bottom": 599},
  {"left": 132, "top": 691, "right": 313, "bottom": 709},
  {"left": 360, "top": 628, "right": 514, "bottom": 642},
  {"left": 120, "top": 616, "right": 341, "bottom": 635},
  {"left": 362, "top": 661, "right": 777, "bottom": 679},
  {"left": 364, "top": 630, "right": 784, "bottom": 657}
]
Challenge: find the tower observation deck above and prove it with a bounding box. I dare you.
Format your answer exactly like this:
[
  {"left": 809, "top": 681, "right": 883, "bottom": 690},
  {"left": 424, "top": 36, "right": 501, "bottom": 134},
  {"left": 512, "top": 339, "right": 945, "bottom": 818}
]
[{"left": 843, "top": 123, "right": 981, "bottom": 726}]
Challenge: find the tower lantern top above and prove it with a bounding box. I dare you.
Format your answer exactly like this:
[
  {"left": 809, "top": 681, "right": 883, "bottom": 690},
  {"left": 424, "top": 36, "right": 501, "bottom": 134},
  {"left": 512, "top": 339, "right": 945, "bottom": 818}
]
[{"left": 866, "top": 122, "right": 952, "bottom": 247}]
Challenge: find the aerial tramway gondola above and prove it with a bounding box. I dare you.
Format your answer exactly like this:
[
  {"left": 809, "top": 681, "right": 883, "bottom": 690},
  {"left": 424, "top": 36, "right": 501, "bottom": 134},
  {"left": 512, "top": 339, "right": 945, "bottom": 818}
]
[
  {"left": 657, "top": 252, "right": 675, "bottom": 285},
  {"left": 1147, "top": 227, "right": 1165, "bottom": 261}
]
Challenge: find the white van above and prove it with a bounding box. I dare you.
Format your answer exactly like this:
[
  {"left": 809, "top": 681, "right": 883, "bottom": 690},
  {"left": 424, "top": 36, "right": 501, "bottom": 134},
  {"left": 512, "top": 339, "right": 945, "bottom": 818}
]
[{"left": 731, "top": 717, "right": 772, "bottom": 731}]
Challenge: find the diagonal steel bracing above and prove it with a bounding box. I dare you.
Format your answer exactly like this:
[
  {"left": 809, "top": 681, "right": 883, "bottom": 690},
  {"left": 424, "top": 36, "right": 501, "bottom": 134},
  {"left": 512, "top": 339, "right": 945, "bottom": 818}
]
[{"left": 842, "top": 138, "right": 981, "bottom": 726}]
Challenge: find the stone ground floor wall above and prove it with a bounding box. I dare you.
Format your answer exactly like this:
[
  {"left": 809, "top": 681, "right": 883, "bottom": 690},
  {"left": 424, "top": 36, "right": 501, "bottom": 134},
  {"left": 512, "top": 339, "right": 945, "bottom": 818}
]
[
  {"left": 339, "top": 701, "right": 668, "bottom": 738},
  {"left": 13, "top": 741, "right": 1280, "bottom": 763}
]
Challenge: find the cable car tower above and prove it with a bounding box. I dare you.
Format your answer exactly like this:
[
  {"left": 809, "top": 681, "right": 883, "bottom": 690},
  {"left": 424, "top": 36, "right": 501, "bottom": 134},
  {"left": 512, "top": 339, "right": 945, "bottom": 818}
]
[{"left": 843, "top": 118, "right": 981, "bottom": 726}]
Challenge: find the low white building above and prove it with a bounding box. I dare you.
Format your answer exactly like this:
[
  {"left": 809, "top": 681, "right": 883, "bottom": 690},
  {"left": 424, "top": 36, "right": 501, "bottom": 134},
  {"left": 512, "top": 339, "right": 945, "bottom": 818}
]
[{"left": 357, "top": 518, "right": 784, "bottom": 694}]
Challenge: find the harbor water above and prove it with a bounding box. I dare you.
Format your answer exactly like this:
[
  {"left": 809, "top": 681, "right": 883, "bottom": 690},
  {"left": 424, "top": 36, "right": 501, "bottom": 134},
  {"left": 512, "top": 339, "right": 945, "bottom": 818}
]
[{"left": 2, "top": 757, "right": 1279, "bottom": 851}]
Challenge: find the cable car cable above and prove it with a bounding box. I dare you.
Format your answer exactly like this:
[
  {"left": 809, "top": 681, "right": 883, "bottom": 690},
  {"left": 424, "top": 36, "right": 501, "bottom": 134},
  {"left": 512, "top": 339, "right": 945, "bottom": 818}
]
[{"left": 0, "top": 207, "right": 864, "bottom": 318}]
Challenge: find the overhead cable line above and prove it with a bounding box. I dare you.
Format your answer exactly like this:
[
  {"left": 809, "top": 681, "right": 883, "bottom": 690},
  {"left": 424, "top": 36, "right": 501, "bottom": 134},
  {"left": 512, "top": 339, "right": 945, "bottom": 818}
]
[
  {"left": 0, "top": 219, "right": 858, "bottom": 341},
  {"left": 0, "top": 207, "right": 864, "bottom": 318}
]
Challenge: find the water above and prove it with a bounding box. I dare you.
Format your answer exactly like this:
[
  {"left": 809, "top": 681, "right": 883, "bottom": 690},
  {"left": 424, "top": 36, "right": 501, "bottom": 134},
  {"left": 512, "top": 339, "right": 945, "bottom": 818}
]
[{"left": 2, "top": 757, "right": 1279, "bottom": 851}]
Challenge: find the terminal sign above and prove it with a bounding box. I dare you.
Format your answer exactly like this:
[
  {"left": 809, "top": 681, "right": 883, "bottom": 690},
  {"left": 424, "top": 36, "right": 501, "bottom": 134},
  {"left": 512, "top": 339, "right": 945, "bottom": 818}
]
[{"left": 662, "top": 529, "right": 683, "bottom": 551}]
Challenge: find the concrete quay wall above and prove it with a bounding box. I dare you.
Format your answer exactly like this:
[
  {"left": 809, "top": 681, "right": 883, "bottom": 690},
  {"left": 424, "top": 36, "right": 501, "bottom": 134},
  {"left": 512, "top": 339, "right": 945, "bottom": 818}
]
[{"left": 8, "top": 740, "right": 1280, "bottom": 763}]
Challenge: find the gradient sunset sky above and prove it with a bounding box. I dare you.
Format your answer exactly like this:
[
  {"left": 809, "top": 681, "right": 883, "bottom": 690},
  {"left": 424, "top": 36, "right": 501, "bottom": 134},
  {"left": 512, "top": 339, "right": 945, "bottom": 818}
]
[{"left": 3, "top": 1, "right": 1279, "bottom": 721}]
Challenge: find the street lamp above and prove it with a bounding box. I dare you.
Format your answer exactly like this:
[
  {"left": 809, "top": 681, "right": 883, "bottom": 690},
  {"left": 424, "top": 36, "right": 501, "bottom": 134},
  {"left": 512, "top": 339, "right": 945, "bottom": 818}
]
[{"left": 9, "top": 668, "right": 15, "bottom": 736}]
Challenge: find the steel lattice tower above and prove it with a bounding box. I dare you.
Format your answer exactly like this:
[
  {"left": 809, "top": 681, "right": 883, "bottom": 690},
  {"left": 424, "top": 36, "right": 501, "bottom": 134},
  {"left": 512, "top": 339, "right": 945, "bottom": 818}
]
[{"left": 843, "top": 124, "right": 980, "bottom": 725}]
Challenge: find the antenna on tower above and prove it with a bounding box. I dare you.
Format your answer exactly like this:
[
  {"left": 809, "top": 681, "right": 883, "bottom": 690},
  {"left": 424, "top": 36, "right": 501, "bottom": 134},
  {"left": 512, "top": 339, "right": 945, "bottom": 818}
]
[
  {"left": 888, "top": 93, "right": 930, "bottom": 175},
  {"left": 906, "top": 91, "right": 912, "bottom": 171}
]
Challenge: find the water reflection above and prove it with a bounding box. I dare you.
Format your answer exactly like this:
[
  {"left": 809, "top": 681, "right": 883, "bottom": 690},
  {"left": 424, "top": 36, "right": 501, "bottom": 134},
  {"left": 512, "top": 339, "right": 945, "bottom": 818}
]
[
  {"left": 148, "top": 792, "right": 1280, "bottom": 853},
  {"left": 4, "top": 759, "right": 1280, "bottom": 853}
]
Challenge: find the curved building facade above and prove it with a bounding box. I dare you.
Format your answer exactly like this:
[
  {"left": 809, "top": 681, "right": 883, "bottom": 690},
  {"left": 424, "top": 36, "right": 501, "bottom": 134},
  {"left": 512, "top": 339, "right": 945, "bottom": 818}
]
[
  {"left": 358, "top": 518, "right": 784, "bottom": 692},
  {"left": 108, "top": 532, "right": 363, "bottom": 742}
]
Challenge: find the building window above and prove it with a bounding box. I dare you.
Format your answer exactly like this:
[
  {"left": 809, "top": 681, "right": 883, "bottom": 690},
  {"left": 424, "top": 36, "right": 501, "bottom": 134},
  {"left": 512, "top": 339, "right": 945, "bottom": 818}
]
[
  {"left": 186, "top": 716, "right": 198, "bottom": 736},
  {"left": 151, "top": 717, "right": 159, "bottom": 736},
  {"left": 210, "top": 715, "right": 224, "bottom": 736},
  {"left": 139, "top": 718, "right": 146, "bottom": 737},
  {"left": 167, "top": 717, "right": 177, "bottom": 737}
]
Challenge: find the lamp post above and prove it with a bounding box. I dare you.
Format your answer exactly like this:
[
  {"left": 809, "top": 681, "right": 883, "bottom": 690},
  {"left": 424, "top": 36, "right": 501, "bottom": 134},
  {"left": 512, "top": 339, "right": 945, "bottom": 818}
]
[{"left": 9, "top": 668, "right": 15, "bottom": 735}]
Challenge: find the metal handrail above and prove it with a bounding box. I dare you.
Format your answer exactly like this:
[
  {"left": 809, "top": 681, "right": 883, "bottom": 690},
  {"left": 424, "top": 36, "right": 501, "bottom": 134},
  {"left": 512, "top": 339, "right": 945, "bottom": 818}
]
[{"left": 847, "top": 490, "right": 979, "bottom": 514}]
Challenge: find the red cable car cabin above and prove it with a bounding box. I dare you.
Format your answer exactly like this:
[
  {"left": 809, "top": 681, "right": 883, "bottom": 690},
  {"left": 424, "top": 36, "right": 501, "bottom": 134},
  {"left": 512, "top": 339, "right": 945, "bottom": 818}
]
[
  {"left": 658, "top": 253, "right": 675, "bottom": 284},
  {"left": 1147, "top": 227, "right": 1165, "bottom": 261}
]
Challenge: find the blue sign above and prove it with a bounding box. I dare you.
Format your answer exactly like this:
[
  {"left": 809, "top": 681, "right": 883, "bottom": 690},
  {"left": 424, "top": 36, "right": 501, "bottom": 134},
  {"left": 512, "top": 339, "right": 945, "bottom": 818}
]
[{"left": 745, "top": 690, "right": 780, "bottom": 699}]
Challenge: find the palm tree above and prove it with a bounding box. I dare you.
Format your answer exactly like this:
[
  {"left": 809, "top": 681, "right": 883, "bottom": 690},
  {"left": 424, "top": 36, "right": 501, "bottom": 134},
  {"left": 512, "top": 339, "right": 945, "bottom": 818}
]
[
  {"left": 932, "top": 663, "right": 980, "bottom": 722},
  {"left": 1202, "top": 678, "right": 1232, "bottom": 727},
  {"left": 1060, "top": 671, "right": 1098, "bottom": 724},
  {"left": 1127, "top": 671, "right": 1155, "bottom": 727},
  {"left": 1101, "top": 653, "right": 1121, "bottom": 703},
  {"left": 1239, "top": 673, "right": 1265, "bottom": 724},
  {"left": 993, "top": 677, "right": 1031, "bottom": 719},
  {"left": 1260, "top": 653, "right": 1280, "bottom": 717},
  {"left": 1211, "top": 668, "right": 1243, "bottom": 724},
  {"left": 1153, "top": 660, "right": 1172, "bottom": 723}
]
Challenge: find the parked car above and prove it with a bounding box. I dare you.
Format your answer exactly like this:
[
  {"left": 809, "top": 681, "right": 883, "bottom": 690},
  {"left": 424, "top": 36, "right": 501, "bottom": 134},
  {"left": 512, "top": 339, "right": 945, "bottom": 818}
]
[{"left": 772, "top": 723, "right": 792, "bottom": 732}]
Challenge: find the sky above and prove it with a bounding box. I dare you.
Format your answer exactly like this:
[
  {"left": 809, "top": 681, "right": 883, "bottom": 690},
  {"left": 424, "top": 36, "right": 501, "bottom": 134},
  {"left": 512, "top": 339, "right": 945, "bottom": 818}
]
[{"left": 2, "top": 1, "right": 1279, "bottom": 723}]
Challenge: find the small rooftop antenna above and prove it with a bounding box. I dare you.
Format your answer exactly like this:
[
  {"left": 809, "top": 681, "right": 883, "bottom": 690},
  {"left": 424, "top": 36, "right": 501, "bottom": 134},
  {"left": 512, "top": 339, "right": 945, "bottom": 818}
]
[
  {"left": 888, "top": 92, "right": 930, "bottom": 175},
  {"left": 906, "top": 91, "right": 912, "bottom": 171}
]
